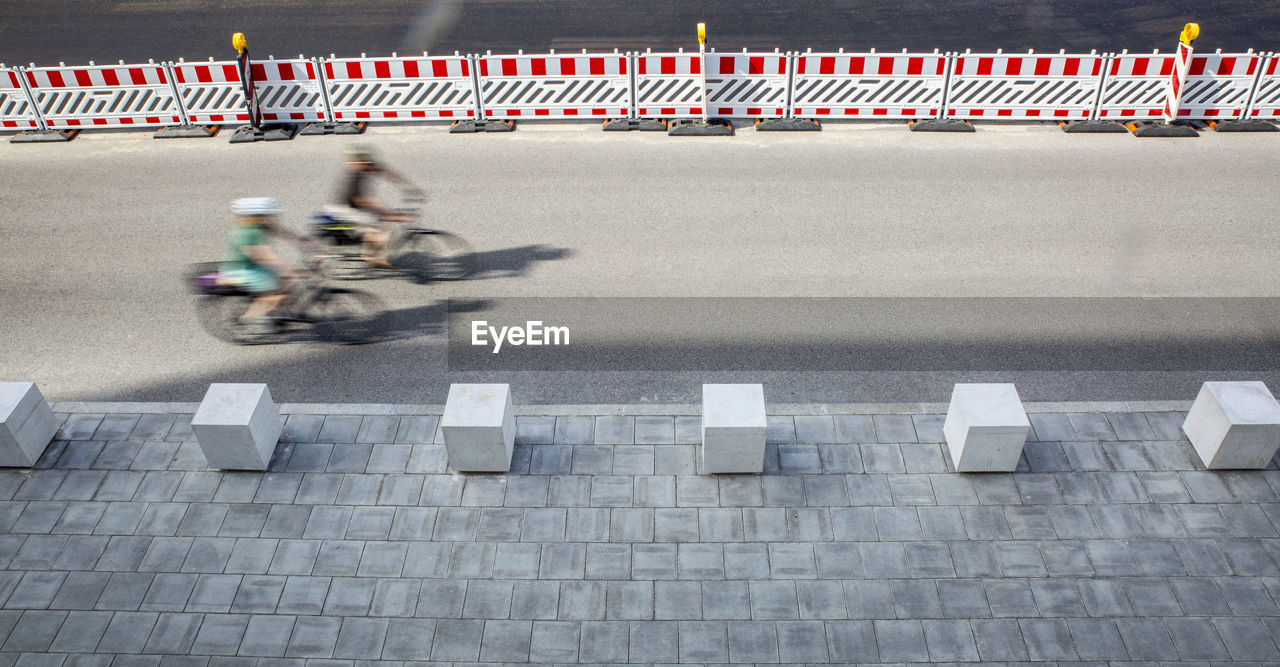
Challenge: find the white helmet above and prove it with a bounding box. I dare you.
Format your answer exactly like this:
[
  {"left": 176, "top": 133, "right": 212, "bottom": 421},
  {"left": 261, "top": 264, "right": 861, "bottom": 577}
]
[{"left": 231, "top": 197, "right": 283, "bottom": 217}]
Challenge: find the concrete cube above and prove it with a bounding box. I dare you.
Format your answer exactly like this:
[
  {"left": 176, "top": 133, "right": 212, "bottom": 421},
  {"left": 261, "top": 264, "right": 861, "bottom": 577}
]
[
  {"left": 0, "top": 382, "right": 57, "bottom": 467},
  {"left": 1183, "top": 381, "right": 1280, "bottom": 469},
  {"left": 943, "top": 383, "right": 1030, "bottom": 472},
  {"left": 441, "top": 383, "right": 515, "bottom": 472},
  {"left": 191, "top": 383, "right": 283, "bottom": 471},
  {"left": 701, "top": 384, "right": 768, "bottom": 473}
]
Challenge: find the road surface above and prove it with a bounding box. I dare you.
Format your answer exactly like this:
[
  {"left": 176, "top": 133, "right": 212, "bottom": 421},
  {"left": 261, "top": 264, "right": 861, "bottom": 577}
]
[{"left": 2, "top": 123, "right": 1279, "bottom": 403}]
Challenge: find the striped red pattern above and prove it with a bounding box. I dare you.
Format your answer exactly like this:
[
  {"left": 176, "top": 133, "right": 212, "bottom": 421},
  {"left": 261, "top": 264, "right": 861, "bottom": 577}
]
[
  {"left": 796, "top": 53, "right": 946, "bottom": 77},
  {"left": 324, "top": 56, "right": 469, "bottom": 81},
  {"left": 709, "top": 54, "right": 787, "bottom": 76},
  {"left": 480, "top": 54, "right": 627, "bottom": 77},
  {"left": 637, "top": 54, "right": 701, "bottom": 76},
  {"left": 953, "top": 54, "right": 1102, "bottom": 77},
  {"left": 173, "top": 62, "right": 240, "bottom": 84},
  {"left": 23, "top": 65, "right": 168, "bottom": 88}
]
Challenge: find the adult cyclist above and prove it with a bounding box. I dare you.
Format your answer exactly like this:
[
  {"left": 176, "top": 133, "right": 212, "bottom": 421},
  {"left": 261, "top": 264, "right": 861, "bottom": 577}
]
[
  {"left": 221, "top": 197, "right": 311, "bottom": 329},
  {"left": 336, "top": 146, "right": 422, "bottom": 269}
]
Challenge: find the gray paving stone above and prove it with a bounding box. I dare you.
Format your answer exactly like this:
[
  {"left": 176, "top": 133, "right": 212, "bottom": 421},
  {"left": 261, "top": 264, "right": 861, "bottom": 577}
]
[
  {"left": 1217, "top": 575, "right": 1279, "bottom": 615},
  {"left": 860, "top": 542, "right": 910, "bottom": 579},
  {"left": 332, "top": 617, "right": 388, "bottom": 659},
  {"left": 518, "top": 508, "right": 565, "bottom": 543},
  {"left": 95, "top": 572, "right": 154, "bottom": 611},
  {"left": 527, "top": 444, "right": 571, "bottom": 475},
  {"left": 58, "top": 415, "right": 104, "bottom": 441},
  {"left": 189, "top": 613, "right": 250, "bottom": 656},
  {"left": 795, "top": 580, "right": 846, "bottom": 619},
  {"left": 984, "top": 578, "right": 1037, "bottom": 617},
  {"left": 817, "top": 444, "right": 863, "bottom": 474},
  {"left": 592, "top": 416, "right": 633, "bottom": 445},
  {"left": 224, "top": 538, "right": 279, "bottom": 575},
  {"left": 634, "top": 417, "right": 674, "bottom": 445},
  {"left": 267, "top": 540, "right": 320, "bottom": 576},
  {"left": 186, "top": 574, "right": 241, "bottom": 613},
  {"left": 528, "top": 620, "right": 579, "bottom": 662},
  {"left": 273, "top": 577, "right": 329, "bottom": 617},
  {"left": 761, "top": 476, "right": 805, "bottom": 507},
  {"left": 1216, "top": 616, "right": 1280, "bottom": 661},
  {"left": 548, "top": 476, "right": 591, "bottom": 507},
  {"left": 238, "top": 614, "right": 296, "bottom": 657},
  {"left": 430, "top": 618, "right": 483, "bottom": 661},
  {"left": 97, "top": 610, "right": 160, "bottom": 653},
  {"left": 860, "top": 443, "right": 906, "bottom": 473},
  {"left": 1165, "top": 616, "right": 1231, "bottom": 660},
  {"left": 49, "top": 610, "right": 111, "bottom": 652},
  {"left": 826, "top": 619, "right": 878, "bottom": 662},
  {"left": 6, "top": 572, "right": 66, "bottom": 610},
  {"left": 10, "top": 535, "right": 67, "bottom": 570},
  {"left": 50, "top": 571, "right": 111, "bottom": 610},
  {"left": 874, "top": 618, "right": 928, "bottom": 662},
  {"left": 995, "top": 540, "right": 1047, "bottom": 577},
  {"left": 554, "top": 416, "right": 594, "bottom": 445},
  {"left": 626, "top": 619, "right": 677, "bottom": 663},
  {"left": 678, "top": 543, "right": 725, "bottom": 579},
  {"left": 1066, "top": 617, "right": 1128, "bottom": 661},
  {"left": 510, "top": 580, "right": 559, "bottom": 620},
  {"left": 1115, "top": 617, "right": 1179, "bottom": 660},
  {"left": 447, "top": 542, "right": 496, "bottom": 578},
  {"left": 293, "top": 474, "right": 342, "bottom": 505},
  {"left": 585, "top": 543, "right": 631, "bottom": 580},
  {"left": 1029, "top": 413, "right": 1076, "bottom": 441},
  {"left": 230, "top": 575, "right": 286, "bottom": 614},
  {"left": 96, "top": 536, "right": 153, "bottom": 571},
  {"left": 564, "top": 507, "right": 609, "bottom": 543},
  {"left": 764, "top": 416, "right": 795, "bottom": 445},
  {"left": 677, "top": 620, "right": 727, "bottom": 662},
  {"left": 180, "top": 537, "right": 234, "bottom": 573},
  {"left": 904, "top": 541, "right": 956, "bottom": 578},
  {"left": 1021, "top": 617, "right": 1078, "bottom": 661},
  {"left": 140, "top": 572, "right": 198, "bottom": 611},
  {"left": 284, "top": 615, "right": 340, "bottom": 658},
  {"left": 654, "top": 581, "right": 701, "bottom": 620},
  {"left": 719, "top": 542, "right": 768, "bottom": 581},
  {"left": 476, "top": 618, "right": 532, "bottom": 662},
  {"left": 538, "top": 543, "right": 585, "bottom": 580},
  {"left": 589, "top": 476, "right": 632, "bottom": 507},
  {"left": 653, "top": 445, "right": 695, "bottom": 475},
  {"left": 654, "top": 508, "right": 699, "bottom": 543},
  {"left": 460, "top": 580, "right": 512, "bottom": 619},
  {"left": 610, "top": 445, "right": 654, "bottom": 476},
  {"left": 577, "top": 619, "right": 627, "bottom": 662},
  {"left": 695, "top": 580, "right": 747, "bottom": 621},
  {"left": 1023, "top": 440, "right": 1071, "bottom": 472},
  {"left": 605, "top": 581, "right": 652, "bottom": 621},
  {"left": 922, "top": 618, "right": 979, "bottom": 661},
  {"left": 971, "top": 617, "right": 1029, "bottom": 661},
  {"left": 94, "top": 415, "right": 141, "bottom": 441},
  {"left": 695, "top": 508, "right": 740, "bottom": 542},
  {"left": 379, "top": 618, "right": 435, "bottom": 660},
  {"left": 748, "top": 580, "right": 797, "bottom": 620},
  {"left": 357, "top": 542, "right": 406, "bottom": 578},
  {"left": 281, "top": 415, "right": 324, "bottom": 444}
]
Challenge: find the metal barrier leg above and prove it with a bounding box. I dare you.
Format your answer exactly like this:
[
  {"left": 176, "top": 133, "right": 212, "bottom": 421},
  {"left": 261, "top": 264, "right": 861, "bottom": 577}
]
[
  {"left": 906, "top": 53, "right": 974, "bottom": 132},
  {"left": 754, "top": 53, "right": 819, "bottom": 131},
  {"left": 9, "top": 66, "right": 76, "bottom": 143}
]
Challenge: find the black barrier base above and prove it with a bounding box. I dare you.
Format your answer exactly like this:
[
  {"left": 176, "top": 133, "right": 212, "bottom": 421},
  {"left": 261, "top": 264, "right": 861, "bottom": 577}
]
[
  {"left": 1207, "top": 119, "right": 1279, "bottom": 132},
  {"left": 10, "top": 129, "right": 78, "bottom": 143},
  {"left": 299, "top": 121, "right": 368, "bottom": 136},
  {"left": 907, "top": 118, "right": 975, "bottom": 132},
  {"left": 1058, "top": 120, "right": 1128, "bottom": 133},
  {"left": 755, "top": 118, "right": 821, "bottom": 131},
  {"left": 667, "top": 118, "right": 734, "bottom": 136},
  {"left": 154, "top": 125, "right": 220, "bottom": 139},
  {"left": 602, "top": 118, "right": 668, "bottom": 131},
  {"left": 1126, "top": 120, "right": 1200, "bottom": 137},
  {"left": 228, "top": 123, "right": 301, "bottom": 143},
  {"left": 449, "top": 119, "right": 516, "bottom": 133}
]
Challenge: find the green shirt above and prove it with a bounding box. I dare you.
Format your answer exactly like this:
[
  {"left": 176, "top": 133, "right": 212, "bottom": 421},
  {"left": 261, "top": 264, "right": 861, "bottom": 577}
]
[{"left": 222, "top": 223, "right": 266, "bottom": 273}]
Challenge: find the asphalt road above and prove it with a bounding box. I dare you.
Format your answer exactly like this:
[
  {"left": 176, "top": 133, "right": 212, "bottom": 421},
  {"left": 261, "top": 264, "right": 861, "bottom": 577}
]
[
  {"left": 1, "top": 124, "right": 1279, "bottom": 404},
  {"left": 2, "top": 1, "right": 1277, "bottom": 67}
]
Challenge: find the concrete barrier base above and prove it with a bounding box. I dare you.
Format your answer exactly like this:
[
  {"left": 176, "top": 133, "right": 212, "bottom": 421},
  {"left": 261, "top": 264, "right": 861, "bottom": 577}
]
[
  {"left": 299, "top": 121, "right": 367, "bottom": 136},
  {"left": 755, "top": 118, "right": 820, "bottom": 131},
  {"left": 10, "top": 129, "right": 77, "bottom": 143},
  {"left": 1207, "top": 119, "right": 1279, "bottom": 132},
  {"left": 602, "top": 118, "right": 668, "bottom": 131},
  {"left": 449, "top": 119, "right": 516, "bottom": 133},
  {"left": 154, "top": 125, "right": 219, "bottom": 139},
  {"left": 907, "top": 119, "right": 975, "bottom": 132},
  {"left": 228, "top": 123, "right": 300, "bottom": 143},
  {"left": 1058, "top": 120, "right": 1128, "bottom": 133},
  {"left": 1127, "top": 120, "right": 1200, "bottom": 137},
  {"left": 667, "top": 118, "right": 734, "bottom": 136}
]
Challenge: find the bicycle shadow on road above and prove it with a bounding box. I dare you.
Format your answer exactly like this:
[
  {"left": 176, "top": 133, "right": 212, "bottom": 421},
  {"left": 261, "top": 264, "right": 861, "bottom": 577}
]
[
  {"left": 466, "top": 244, "right": 574, "bottom": 279},
  {"left": 371, "top": 299, "right": 489, "bottom": 343}
]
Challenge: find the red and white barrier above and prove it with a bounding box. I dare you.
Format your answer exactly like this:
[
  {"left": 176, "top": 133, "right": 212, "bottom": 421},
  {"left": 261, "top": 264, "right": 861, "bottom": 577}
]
[
  {"left": 1177, "top": 51, "right": 1263, "bottom": 119},
  {"left": 171, "top": 59, "right": 251, "bottom": 124},
  {"left": 1096, "top": 51, "right": 1174, "bottom": 120},
  {"left": 946, "top": 51, "right": 1104, "bottom": 120},
  {"left": 636, "top": 52, "right": 703, "bottom": 117},
  {"left": 791, "top": 51, "right": 947, "bottom": 118},
  {"left": 705, "top": 52, "right": 788, "bottom": 118},
  {"left": 1247, "top": 53, "right": 1280, "bottom": 119},
  {"left": 478, "top": 52, "right": 631, "bottom": 119},
  {"left": 251, "top": 58, "right": 327, "bottom": 123},
  {"left": 323, "top": 55, "right": 475, "bottom": 120},
  {"left": 0, "top": 67, "right": 39, "bottom": 129},
  {"left": 20, "top": 62, "right": 183, "bottom": 128}
]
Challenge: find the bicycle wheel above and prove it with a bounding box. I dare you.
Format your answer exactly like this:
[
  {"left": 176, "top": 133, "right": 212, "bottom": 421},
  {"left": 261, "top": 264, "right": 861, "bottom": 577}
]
[
  {"left": 310, "top": 288, "right": 383, "bottom": 344},
  {"left": 195, "top": 295, "right": 265, "bottom": 345},
  {"left": 393, "top": 229, "right": 477, "bottom": 281}
]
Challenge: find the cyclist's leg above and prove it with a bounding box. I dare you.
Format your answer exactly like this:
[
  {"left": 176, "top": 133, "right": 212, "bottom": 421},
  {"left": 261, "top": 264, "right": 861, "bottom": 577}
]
[
  {"left": 235, "top": 269, "right": 286, "bottom": 322},
  {"left": 361, "top": 221, "right": 394, "bottom": 268}
]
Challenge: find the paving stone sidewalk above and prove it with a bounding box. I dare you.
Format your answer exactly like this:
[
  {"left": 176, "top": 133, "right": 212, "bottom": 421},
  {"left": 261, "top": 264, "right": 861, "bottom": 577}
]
[{"left": 1, "top": 402, "right": 1279, "bottom": 665}]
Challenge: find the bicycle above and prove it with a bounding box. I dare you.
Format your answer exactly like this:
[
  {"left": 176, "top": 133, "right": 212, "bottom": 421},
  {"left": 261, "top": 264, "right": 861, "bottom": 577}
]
[
  {"left": 187, "top": 262, "right": 382, "bottom": 345},
  {"left": 308, "top": 195, "right": 476, "bottom": 283}
]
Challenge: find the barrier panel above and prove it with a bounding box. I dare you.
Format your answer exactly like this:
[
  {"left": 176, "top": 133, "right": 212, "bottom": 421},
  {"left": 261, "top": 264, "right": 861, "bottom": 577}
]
[
  {"left": 791, "top": 50, "right": 947, "bottom": 118},
  {"left": 1096, "top": 51, "right": 1173, "bottom": 120},
  {"left": 251, "top": 58, "right": 327, "bottom": 123},
  {"left": 635, "top": 51, "right": 702, "bottom": 117},
  {"left": 1177, "top": 50, "right": 1262, "bottom": 119},
  {"left": 0, "top": 66, "right": 40, "bottom": 129},
  {"left": 322, "top": 54, "right": 475, "bottom": 120},
  {"left": 21, "top": 62, "right": 183, "bottom": 128},
  {"left": 478, "top": 52, "right": 630, "bottom": 119},
  {"left": 1247, "top": 53, "right": 1280, "bottom": 118},
  {"left": 171, "top": 59, "right": 251, "bottom": 124},
  {"left": 705, "top": 51, "right": 789, "bottom": 118},
  {"left": 945, "top": 51, "right": 1104, "bottom": 120}
]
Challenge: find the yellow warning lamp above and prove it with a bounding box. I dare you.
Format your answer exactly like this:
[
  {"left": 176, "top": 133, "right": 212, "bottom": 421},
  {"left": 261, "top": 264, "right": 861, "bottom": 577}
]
[
  {"left": 232, "top": 32, "right": 248, "bottom": 55},
  {"left": 1179, "top": 23, "right": 1199, "bottom": 46}
]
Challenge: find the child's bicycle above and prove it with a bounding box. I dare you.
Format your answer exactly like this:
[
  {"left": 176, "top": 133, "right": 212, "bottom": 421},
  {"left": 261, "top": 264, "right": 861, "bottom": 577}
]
[
  {"left": 308, "top": 195, "right": 476, "bottom": 283},
  {"left": 186, "top": 262, "right": 382, "bottom": 345}
]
